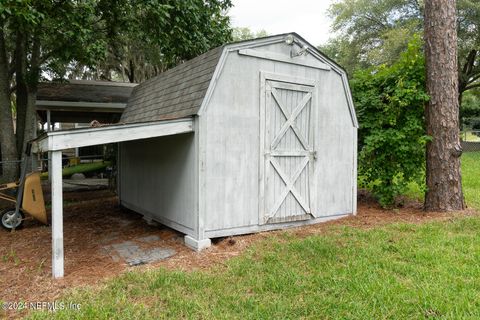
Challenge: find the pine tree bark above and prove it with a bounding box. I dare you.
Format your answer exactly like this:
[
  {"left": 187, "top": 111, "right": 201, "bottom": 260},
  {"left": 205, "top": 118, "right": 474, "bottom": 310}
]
[{"left": 424, "top": 0, "right": 465, "bottom": 211}]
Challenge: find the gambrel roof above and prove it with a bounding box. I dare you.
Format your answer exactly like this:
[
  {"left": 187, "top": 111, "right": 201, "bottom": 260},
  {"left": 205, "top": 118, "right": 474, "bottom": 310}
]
[
  {"left": 120, "top": 46, "right": 223, "bottom": 123},
  {"left": 121, "top": 33, "right": 358, "bottom": 127}
]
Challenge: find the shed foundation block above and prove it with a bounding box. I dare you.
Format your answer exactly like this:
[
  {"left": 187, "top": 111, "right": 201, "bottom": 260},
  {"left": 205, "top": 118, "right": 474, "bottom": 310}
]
[{"left": 184, "top": 235, "right": 211, "bottom": 251}]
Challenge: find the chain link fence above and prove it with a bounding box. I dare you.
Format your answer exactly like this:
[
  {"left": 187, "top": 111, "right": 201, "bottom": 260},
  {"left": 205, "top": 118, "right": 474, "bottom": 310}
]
[{"left": 461, "top": 130, "right": 480, "bottom": 153}]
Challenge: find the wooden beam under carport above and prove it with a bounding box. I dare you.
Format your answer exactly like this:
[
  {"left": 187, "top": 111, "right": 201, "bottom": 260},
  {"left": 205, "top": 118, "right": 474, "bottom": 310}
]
[
  {"left": 33, "top": 118, "right": 194, "bottom": 153},
  {"left": 31, "top": 118, "right": 195, "bottom": 278}
]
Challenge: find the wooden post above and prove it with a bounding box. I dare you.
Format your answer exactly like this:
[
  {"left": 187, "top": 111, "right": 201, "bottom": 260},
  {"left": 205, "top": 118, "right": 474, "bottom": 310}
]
[
  {"left": 47, "top": 112, "right": 53, "bottom": 182},
  {"left": 48, "top": 152, "right": 52, "bottom": 182},
  {"left": 51, "top": 150, "right": 64, "bottom": 278},
  {"left": 46, "top": 110, "right": 51, "bottom": 132}
]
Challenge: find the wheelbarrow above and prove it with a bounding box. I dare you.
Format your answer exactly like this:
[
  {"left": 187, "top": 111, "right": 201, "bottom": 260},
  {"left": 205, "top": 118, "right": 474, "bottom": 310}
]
[{"left": 0, "top": 143, "right": 47, "bottom": 230}]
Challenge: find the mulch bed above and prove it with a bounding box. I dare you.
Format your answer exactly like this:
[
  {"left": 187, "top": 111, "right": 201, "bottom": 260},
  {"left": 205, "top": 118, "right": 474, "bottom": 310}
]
[{"left": 0, "top": 189, "right": 477, "bottom": 319}]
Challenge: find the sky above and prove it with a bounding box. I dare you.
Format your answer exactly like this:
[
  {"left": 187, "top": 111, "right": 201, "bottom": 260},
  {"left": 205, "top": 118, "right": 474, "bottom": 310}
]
[{"left": 229, "top": 0, "right": 335, "bottom": 46}]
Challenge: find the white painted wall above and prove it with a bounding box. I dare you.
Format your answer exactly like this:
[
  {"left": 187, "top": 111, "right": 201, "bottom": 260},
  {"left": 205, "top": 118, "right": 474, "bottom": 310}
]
[
  {"left": 118, "top": 36, "right": 357, "bottom": 241},
  {"left": 200, "top": 50, "right": 273, "bottom": 232},
  {"left": 119, "top": 133, "right": 197, "bottom": 236},
  {"left": 200, "top": 41, "right": 356, "bottom": 235},
  {"left": 314, "top": 71, "right": 356, "bottom": 216}
]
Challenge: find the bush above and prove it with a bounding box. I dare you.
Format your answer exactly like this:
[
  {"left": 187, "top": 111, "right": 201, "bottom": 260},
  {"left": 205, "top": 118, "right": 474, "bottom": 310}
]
[
  {"left": 460, "top": 90, "right": 480, "bottom": 127},
  {"left": 351, "top": 36, "right": 429, "bottom": 207}
]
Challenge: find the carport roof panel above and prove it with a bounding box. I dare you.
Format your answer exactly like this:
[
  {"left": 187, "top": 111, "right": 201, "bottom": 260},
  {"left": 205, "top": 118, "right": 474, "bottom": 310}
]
[
  {"left": 32, "top": 117, "right": 194, "bottom": 152},
  {"left": 37, "top": 80, "right": 136, "bottom": 104}
]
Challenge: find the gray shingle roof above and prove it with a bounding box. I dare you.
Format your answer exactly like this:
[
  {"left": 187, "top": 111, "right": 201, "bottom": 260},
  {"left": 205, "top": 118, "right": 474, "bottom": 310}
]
[
  {"left": 37, "top": 81, "right": 135, "bottom": 104},
  {"left": 120, "top": 46, "right": 224, "bottom": 123}
]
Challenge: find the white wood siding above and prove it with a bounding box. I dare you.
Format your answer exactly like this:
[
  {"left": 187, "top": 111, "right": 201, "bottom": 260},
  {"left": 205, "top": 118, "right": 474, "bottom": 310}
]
[
  {"left": 200, "top": 52, "right": 271, "bottom": 232},
  {"left": 201, "top": 41, "right": 356, "bottom": 234},
  {"left": 119, "top": 133, "right": 197, "bottom": 235},
  {"left": 314, "top": 71, "right": 355, "bottom": 216}
]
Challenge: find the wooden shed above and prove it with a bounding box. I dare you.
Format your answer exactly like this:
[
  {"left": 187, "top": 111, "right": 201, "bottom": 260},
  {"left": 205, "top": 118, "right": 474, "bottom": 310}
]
[
  {"left": 118, "top": 33, "right": 358, "bottom": 250},
  {"left": 34, "top": 33, "right": 358, "bottom": 277}
]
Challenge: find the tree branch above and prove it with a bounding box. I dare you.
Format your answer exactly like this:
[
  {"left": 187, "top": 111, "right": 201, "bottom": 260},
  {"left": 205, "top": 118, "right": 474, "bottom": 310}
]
[
  {"left": 0, "top": 20, "right": 10, "bottom": 83},
  {"left": 464, "top": 83, "right": 480, "bottom": 91},
  {"left": 468, "top": 73, "right": 480, "bottom": 84},
  {"left": 364, "top": 14, "right": 388, "bottom": 29},
  {"left": 30, "top": 32, "right": 41, "bottom": 69},
  {"left": 8, "top": 52, "right": 16, "bottom": 79},
  {"left": 461, "top": 50, "right": 477, "bottom": 76}
]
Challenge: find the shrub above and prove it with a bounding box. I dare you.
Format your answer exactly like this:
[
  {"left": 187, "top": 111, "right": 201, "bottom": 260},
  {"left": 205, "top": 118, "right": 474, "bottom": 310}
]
[{"left": 351, "top": 36, "right": 429, "bottom": 207}]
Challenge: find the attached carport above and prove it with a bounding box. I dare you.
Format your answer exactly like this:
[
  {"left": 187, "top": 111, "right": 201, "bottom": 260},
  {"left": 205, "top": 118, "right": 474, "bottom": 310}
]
[
  {"left": 36, "top": 80, "right": 136, "bottom": 125},
  {"left": 32, "top": 117, "right": 194, "bottom": 278}
]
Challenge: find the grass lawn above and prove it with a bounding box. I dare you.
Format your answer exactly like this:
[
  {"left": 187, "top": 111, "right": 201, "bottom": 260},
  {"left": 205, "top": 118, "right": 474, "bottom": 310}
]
[
  {"left": 25, "top": 216, "right": 480, "bottom": 319},
  {"left": 462, "top": 152, "right": 480, "bottom": 210},
  {"left": 21, "top": 153, "right": 480, "bottom": 319},
  {"left": 405, "top": 152, "right": 480, "bottom": 209},
  {"left": 462, "top": 132, "right": 480, "bottom": 142}
]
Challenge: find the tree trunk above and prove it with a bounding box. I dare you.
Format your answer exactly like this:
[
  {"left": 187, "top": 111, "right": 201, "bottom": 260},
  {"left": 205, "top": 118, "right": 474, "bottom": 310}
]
[
  {"left": 128, "top": 59, "right": 135, "bottom": 83},
  {"left": 0, "top": 24, "right": 18, "bottom": 182},
  {"left": 15, "top": 30, "right": 28, "bottom": 158},
  {"left": 424, "top": 0, "right": 465, "bottom": 211},
  {"left": 21, "top": 33, "right": 41, "bottom": 157}
]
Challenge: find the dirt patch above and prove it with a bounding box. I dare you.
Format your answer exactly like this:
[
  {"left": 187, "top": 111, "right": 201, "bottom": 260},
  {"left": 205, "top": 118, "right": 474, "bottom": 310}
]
[{"left": 0, "top": 190, "right": 477, "bottom": 318}]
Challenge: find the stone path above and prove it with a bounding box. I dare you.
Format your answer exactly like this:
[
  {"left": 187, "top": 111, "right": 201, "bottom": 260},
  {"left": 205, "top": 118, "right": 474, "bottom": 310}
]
[{"left": 103, "top": 235, "right": 176, "bottom": 266}]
